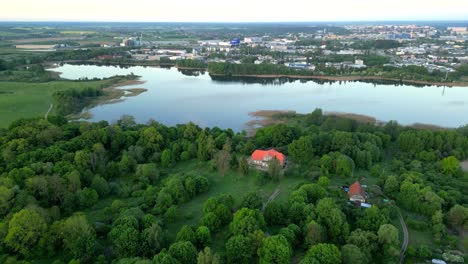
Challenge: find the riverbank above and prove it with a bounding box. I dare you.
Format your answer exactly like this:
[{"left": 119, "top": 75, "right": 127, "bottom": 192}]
[
  {"left": 47, "top": 61, "right": 468, "bottom": 87},
  {"left": 68, "top": 78, "right": 148, "bottom": 120},
  {"left": 245, "top": 110, "right": 295, "bottom": 136},
  {"left": 210, "top": 73, "right": 468, "bottom": 87}
]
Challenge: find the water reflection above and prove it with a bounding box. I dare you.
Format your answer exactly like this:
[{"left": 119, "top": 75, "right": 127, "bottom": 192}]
[{"left": 50, "top": 64, "right": 468, "bottom": 131}]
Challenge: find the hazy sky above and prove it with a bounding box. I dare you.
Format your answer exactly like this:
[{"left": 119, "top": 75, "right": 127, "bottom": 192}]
[{"left": 2, "top": 0, "right": 468, "bottom": 22}]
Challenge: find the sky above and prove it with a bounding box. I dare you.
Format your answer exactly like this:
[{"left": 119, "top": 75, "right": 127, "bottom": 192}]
[{"left": 1, "top": 0, "right": 468, "bottom": 22}]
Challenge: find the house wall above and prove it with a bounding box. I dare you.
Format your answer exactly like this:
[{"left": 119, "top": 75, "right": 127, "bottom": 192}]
[{"left": 350, "top": 194, "right": 366, "bottom": 203}]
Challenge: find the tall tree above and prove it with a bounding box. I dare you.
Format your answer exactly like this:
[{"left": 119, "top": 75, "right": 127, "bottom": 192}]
[
  {"left": 447, "top": 204, "right": 468, "bottom": 229},
  {"left": 341, "top": 244, "right": 367, "bottom": 264},
  {"left": 226, "top": 235, "right": 252, "bottom": 264},
  {"left": 215, "top": 140, "right": 232, "bottom": 176},
  {"left": 301, "top": 243, "right": 342, "bottom": 264},
  {"left": 169, "top": 241, "right": 198, "bottom": 264},
  {"left": 258, "top": 235, "right": 291, "bottom": 264},
  {"left": 197, "top": 247, "right": 220, "bottom": 264},
  {"left": 5, "top": 209, "right": 47, "bottom": 257},
  {"left": 377, "top": 224, "right": 399, "bottom": 259},
  {"left": 288, "top": 136, "right": 314, "bottom": 163},
  {"left": 238, "top": 156, "right": 250, "bottom": 176},
  {"left": 229, "top": 208, "right": 266, "bottom": 236},
  {"left": 0, "top": 186, "right": 14, "bottom": 216},
  {"left": 161, "top": 149, "right": 172, "bottom": 168},
  {"left": 268, "top": 157, "right": 282, "bottom": 182},
  {"left": 62, "top": 214, "right": 97, "bottom": 261},
  {"left": 141, "top": 223, "right": 164, "bottom": 257},
  {"left": 304, "top": 221, "right": 324, "bottom": 247}
]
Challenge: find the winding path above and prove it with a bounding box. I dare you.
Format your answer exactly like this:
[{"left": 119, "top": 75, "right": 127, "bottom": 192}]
[
  {"left": 45, "top": 103, "right": 53, "bottom": 120},
  {"left": 397, "top": 208, "right": 409, "bottom": 264}
]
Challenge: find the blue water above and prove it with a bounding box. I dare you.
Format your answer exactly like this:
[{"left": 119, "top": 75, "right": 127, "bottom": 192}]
[{"left": 51, "top": 64, "right": 468, "bottom": 131}]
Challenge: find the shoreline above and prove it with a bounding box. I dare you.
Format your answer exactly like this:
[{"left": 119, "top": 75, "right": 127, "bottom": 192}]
[
  {"left": 245, "top": 110, "right": 451, "bottom": 136},
  {"left": 209, "top": 73, "right": 468, "bottom": 87},
  {"left": 49, "top": 61, "right": 467, "bottom": 87},
  {"left": 68, "top": 78, "right": 148, "bottom": 120}
]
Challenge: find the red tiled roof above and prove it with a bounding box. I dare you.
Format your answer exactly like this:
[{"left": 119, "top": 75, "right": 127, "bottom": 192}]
[
  {"left": 348, "top": 181, "right": 364, "bottom": 197},
  {"left": 250, "top": 149, "right": 286, "bottom": 165}
]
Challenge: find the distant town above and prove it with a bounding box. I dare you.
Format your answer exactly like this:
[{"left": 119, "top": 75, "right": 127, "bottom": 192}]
[
  {"left": 111, "top": 25, "right": 467, "bottom": 74},
  {"left": 5, "top": 23, "right": 465, "bottom": 74}
]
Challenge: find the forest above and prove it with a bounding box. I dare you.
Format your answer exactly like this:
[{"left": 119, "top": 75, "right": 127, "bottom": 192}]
[{"left": 0, "top": 110, "right": 467, "bottom": 264}]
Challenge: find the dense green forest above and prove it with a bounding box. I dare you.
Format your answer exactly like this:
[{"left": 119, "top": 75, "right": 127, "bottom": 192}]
[{"left": 0, "top": 110, "right": 467, "bottom": 264}]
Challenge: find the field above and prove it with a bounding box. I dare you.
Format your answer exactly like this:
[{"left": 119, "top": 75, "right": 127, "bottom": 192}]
[
  {"left": 0, "top": 79, "right": 116, "bottom": 127},
  {"left": 60, "top": 30, "right": 97, "bottom": 35}
]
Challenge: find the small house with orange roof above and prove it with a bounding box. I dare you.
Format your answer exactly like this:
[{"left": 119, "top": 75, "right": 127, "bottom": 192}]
[
  {"left": 348, "top": 181, "right": 367, "bottom": 203},
  {"left": 249, "top": 149, "right": 286, "bottom": 169}
]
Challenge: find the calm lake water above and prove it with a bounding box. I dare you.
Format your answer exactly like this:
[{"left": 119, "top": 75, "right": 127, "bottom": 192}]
[{"left": 51, "top": 64, "right": 468, "bottom": 131}]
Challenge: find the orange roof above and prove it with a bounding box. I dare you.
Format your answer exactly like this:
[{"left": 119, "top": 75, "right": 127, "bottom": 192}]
[
  {"left": 250, "top": 149, "right": 286, "bottom": 165},
  {"left": 348, "top": 181, "right": 364, "bottom": 197}
]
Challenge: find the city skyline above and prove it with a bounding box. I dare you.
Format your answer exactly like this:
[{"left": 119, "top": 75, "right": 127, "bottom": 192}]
[{"left": 1, "top": 0, "right": 468, "bottom": 22}]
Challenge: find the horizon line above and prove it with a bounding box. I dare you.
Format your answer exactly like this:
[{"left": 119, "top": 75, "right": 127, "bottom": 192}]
[{"left": 1, "top": 19, "right": 468, "bottom": 23}]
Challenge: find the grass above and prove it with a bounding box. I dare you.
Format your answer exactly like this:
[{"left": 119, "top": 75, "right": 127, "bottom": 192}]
[
  {"left": 0, "top": 79, "right": 116, "bottom": 128},
  {"left": 400, "top": 209, "right": 434, "bottom": 248},
  {"left": 85, "top": 196, "right": 143, "bottom": 224},
  {"left": 164, "top": 161, "right": 307, "bottom": 236}
]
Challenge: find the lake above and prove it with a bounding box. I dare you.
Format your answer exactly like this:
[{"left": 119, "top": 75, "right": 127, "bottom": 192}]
[{"left": 51, "top": 64, "right": 468, "bottom": 131}]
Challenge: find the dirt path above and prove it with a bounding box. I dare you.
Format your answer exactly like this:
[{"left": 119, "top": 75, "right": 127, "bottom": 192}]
[
  {"left": 45, "top": 103, "right": 53, "bottom": 120},
  {"left": 461, "top": 159, "right": 468, "bottom": 172},
  {"left": 262, "top": 187, "right": 281, "bottom": 212},
  {"left": 397, "top": 208, "right": 409, "bottom": 263}
]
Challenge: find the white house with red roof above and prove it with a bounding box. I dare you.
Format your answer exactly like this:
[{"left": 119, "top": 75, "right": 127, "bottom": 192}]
[
  {"left": 249, "top": 149, "right": 286, "bottom": 169},
  {"left": 347, "top": 181, "right": 367, "bottom": 203}
]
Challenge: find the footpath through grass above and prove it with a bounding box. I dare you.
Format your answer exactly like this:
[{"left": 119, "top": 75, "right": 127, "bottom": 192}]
[{"left": 0, "top": 79, "right": 115, "bottom": 128}]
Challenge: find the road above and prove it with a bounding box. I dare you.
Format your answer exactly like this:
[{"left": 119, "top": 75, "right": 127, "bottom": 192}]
[{"left": 45, "top": 103, "right": 53, "bottom": 119}]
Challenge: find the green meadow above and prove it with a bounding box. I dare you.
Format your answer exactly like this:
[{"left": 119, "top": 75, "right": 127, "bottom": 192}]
[{"left": 0, "top": 79, "right": 115, "bottom": 127}]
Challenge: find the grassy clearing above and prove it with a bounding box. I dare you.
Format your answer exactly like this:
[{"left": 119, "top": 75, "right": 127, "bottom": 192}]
[
  {"left": 400, "top": 209, "right": 433, "bottom": 248},
  {"left": 164, "top": 161, "right": 306, "bottom": 236},
  {"left": 0, "top": 79, "right": 116, "bottom": 127},
  {"left": 85, "top": 196, "right": 144, "bottom": 224}
]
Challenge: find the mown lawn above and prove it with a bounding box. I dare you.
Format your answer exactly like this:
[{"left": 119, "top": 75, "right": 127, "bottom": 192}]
[{"left": 0, "top": 79, "right": 114, "bottom": 127}]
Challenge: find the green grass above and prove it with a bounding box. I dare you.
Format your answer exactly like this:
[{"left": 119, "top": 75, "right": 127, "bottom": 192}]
[
  {"left": 0, "top": 79, "right": 115, "bottom": 128},
  {"left": 164, "top": 161, "right": 307, "bottom": 236},
  {"left": 84, "top": 196, "right": 143, "bottom": 224},
  {"left": 400, "top": 209, "right": 434, "bottom": 248}
]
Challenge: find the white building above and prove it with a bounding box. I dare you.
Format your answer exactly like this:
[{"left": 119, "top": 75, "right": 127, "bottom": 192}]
[
  {"left": 355, "top": 59, "right": 364, "bottom": 65},
  {"left": 244, "top": 37, "right": 263, "bottom": 43}
]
